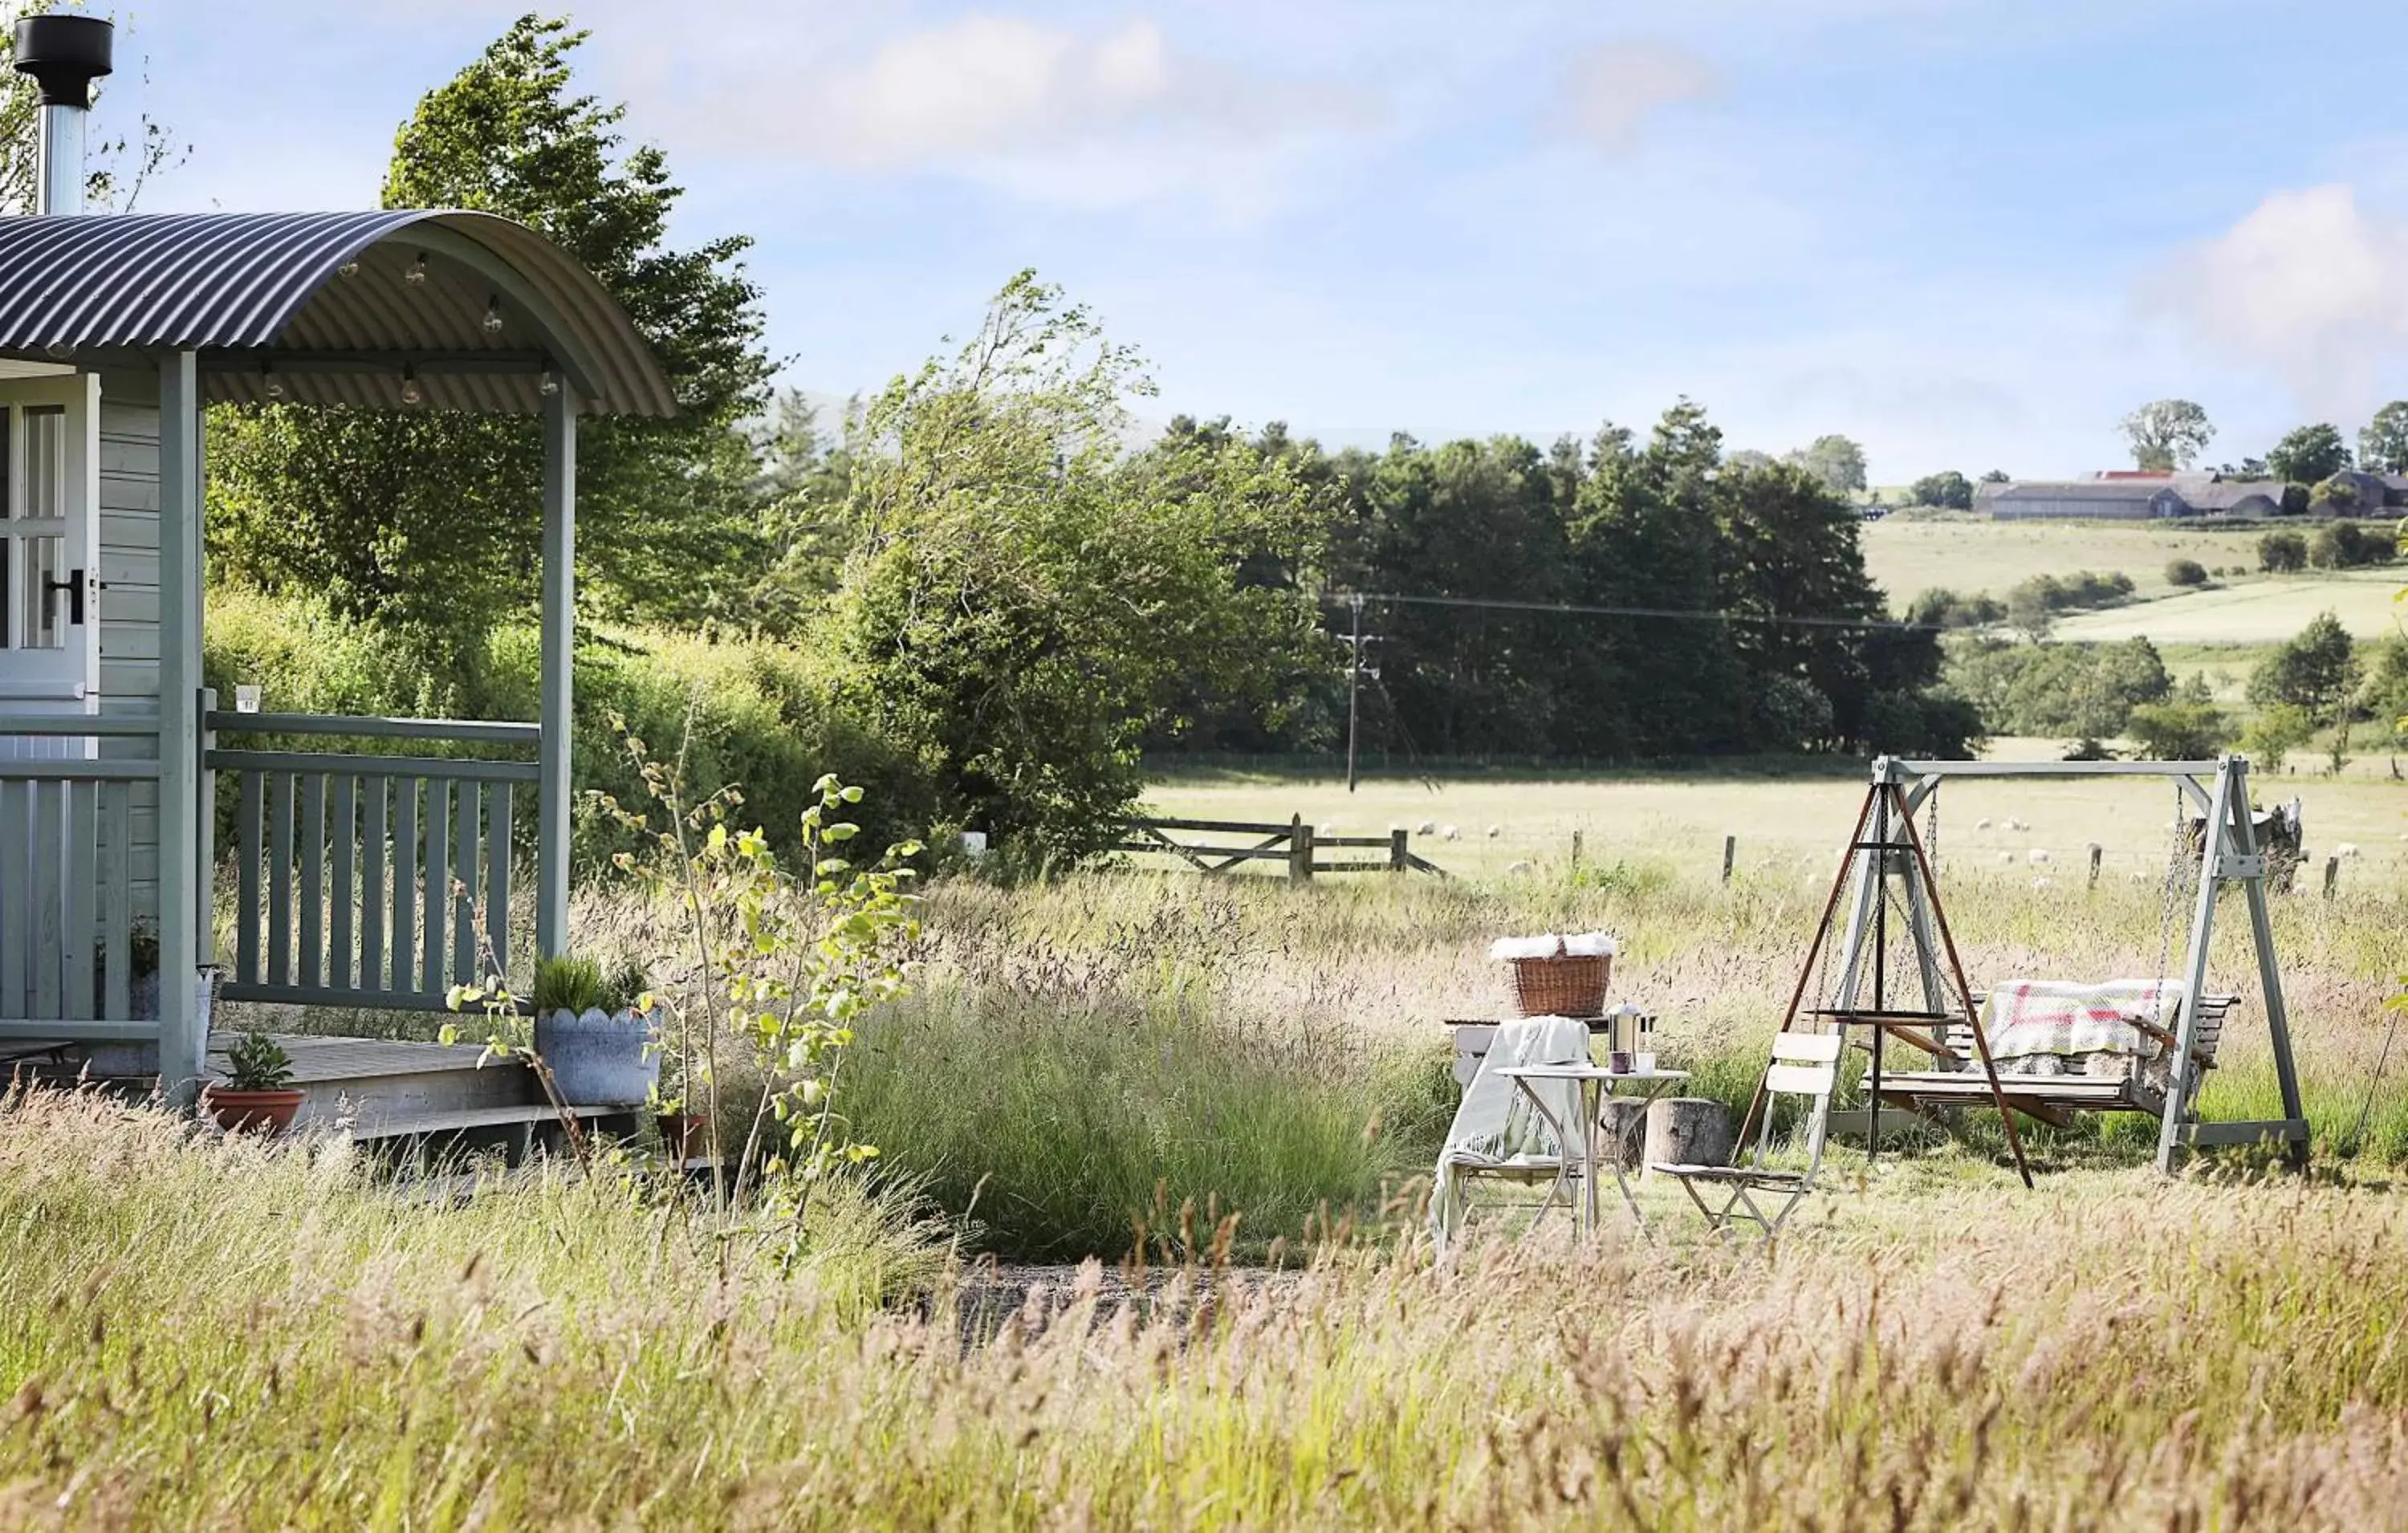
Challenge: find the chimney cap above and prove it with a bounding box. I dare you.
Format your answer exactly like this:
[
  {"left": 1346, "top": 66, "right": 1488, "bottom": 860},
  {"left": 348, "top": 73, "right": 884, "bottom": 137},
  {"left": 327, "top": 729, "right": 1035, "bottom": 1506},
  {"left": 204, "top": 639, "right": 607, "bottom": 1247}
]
[{"left": 12, "top": 15, "right": 113, "bottom": 109}]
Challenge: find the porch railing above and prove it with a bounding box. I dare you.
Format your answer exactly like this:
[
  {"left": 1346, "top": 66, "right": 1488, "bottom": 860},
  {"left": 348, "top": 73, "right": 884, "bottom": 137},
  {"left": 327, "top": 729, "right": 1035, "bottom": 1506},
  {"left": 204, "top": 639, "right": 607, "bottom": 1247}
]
[
  {"left": 0, "top": 714, "right": 161, "bottom": 1041},
  {"left": 205, "top": 713, "right": 539, "bottom": 1010}
]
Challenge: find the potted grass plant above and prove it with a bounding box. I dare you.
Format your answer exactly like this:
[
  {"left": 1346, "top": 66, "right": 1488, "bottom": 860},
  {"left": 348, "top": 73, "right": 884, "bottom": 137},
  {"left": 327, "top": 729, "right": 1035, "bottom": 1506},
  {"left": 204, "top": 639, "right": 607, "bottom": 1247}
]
[
  {"left": 531, "top": 954, "right": 661, "bottom": 1106},
  {"left": 203, "top": 1030, "right": 305, "bottom": 1134}
]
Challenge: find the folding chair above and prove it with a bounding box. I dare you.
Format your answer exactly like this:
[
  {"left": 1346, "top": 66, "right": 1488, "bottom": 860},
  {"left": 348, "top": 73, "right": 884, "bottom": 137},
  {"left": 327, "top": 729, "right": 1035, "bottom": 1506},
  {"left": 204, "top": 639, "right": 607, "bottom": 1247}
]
[
  {"left": 1430, "top": 1014, "right": 1594, "bottom": 1259},
  {"left": 1649, "top": 1031, "right": 1838, "bottom": 1238}
]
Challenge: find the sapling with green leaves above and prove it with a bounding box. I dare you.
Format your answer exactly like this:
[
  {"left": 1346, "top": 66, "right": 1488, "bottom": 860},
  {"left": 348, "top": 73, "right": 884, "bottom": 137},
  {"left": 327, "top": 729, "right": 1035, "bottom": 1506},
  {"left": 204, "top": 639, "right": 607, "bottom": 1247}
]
[{"left": 588, "top": 714, "right": 921, "bottom": 1243}]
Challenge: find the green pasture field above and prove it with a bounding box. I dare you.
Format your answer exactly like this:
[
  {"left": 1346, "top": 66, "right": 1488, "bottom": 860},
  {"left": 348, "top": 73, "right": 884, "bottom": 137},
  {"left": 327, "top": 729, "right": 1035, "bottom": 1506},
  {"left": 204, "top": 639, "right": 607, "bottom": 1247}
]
[
  {"left": 1860, "top": 514, "right": 2267, "bottom": 603},
  {"left": 1141, "top": 758, "right": 2408, "bottom": 883},
  {"left": 2054, "top": 570, "right": 2408, "bottom": 644}
]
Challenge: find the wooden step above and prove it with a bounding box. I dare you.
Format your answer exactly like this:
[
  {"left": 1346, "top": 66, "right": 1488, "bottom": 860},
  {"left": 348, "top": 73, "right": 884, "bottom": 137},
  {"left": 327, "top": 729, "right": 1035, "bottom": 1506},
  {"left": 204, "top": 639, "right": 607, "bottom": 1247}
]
[{"left": 344, "top": 1102, "right": 629, "bottom": 1141}]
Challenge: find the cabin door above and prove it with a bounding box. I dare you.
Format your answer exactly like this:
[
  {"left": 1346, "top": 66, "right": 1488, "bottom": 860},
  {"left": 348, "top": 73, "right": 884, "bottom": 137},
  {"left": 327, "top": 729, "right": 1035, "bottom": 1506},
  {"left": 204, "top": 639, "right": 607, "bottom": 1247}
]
[{"left": 0, "top": 372, "right": 100, "bottom": 738}]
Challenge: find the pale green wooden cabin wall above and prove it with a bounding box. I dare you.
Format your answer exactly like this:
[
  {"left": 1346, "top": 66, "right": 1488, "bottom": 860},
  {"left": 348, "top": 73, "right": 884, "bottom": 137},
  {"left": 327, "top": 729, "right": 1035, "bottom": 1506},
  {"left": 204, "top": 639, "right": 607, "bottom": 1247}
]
[{"left": 96, "top": 368, "right": 161, "bottom": 936}]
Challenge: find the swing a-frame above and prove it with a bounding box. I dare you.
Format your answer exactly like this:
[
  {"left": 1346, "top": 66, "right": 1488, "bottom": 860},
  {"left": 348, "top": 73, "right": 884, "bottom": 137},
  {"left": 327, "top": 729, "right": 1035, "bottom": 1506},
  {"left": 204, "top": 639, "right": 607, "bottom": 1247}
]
[{"left": 1750, "top": 754, "right": 2309, "bottom": 1184}]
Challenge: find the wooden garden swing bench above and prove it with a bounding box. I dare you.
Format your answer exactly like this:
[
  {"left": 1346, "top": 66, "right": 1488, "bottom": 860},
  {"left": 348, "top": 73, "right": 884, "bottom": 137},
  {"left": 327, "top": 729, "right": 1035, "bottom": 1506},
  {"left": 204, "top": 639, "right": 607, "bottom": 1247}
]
[
  {"left": 1742, "top": 754, "right": 2310, "bottom": 1185},
  {"left": 1863, "top": 990, "right": 2240, "bottom": 1130}
]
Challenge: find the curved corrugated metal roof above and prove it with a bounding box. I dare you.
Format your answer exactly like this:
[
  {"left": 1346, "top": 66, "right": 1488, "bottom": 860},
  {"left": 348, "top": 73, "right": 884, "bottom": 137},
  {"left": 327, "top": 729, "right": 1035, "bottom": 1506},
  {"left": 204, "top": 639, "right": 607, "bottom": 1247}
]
[{"left": 0, "top": 210, "right": 676, "bottom": 417}]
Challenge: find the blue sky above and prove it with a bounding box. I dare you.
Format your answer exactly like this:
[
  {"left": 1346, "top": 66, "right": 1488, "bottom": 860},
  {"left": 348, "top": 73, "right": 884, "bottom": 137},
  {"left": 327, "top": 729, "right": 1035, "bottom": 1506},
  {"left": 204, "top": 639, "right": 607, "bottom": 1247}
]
[{"left": 100, "top": 0, "right": 2408, "bottom": 480}]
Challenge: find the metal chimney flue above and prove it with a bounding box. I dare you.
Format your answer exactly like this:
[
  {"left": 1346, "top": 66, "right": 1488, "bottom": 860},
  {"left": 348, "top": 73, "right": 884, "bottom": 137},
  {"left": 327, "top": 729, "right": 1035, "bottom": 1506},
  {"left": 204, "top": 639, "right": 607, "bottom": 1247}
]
[{"left": 12, "top": 14, "right": 113, "bottom": 215}]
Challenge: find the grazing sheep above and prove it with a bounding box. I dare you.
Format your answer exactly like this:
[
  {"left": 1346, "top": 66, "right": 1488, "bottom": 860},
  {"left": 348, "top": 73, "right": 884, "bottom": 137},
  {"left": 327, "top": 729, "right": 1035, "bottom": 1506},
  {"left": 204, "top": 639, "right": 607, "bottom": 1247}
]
[
  {"left": 1506, "top": 860, "right": 1533, "bottom": 875},
  {"left": 2003, "top": 815, "right": 2028, "bottom": 832},
  {"left": 2337, "top": 842, "right": 2362, "bottom": 859},
  {"left": 1996, "top": 851, "right": 2015, "bottom": 864},
  {"left": 1486, "top": 825, "right": 1502, "bottom": 840},
  {"left": 1441, "top": 825, "right": 1460, "bottom": 841},
  {"left": 2032, "top": 876, "right": 2053, "bottom": 890},
  {"left": 1975, "top": 817, "right": 1993, "bottom": 832},
  {"left": 2028, "top": 848, "right": 2052, "bottom": 865},
  {"left": 1416, "top": 820, "right": 1435, "bottom": 836}
]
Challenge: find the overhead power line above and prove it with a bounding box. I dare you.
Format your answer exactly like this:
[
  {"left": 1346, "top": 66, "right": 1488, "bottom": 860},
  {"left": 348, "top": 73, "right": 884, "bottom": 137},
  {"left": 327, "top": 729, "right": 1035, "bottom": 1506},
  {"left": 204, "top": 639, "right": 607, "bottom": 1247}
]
[{"left": 1336, "top": 590, "right": 1936, "bottom": 634}]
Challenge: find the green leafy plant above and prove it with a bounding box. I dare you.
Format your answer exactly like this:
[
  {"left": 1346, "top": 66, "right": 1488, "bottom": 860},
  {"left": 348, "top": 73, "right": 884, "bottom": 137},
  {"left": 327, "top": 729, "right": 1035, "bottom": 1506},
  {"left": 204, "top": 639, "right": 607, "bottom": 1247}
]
[
  {"left": 223, "top": 1030, "right": 295, "bottom": 1092},
  {"left": 591, "top": 714, "right": 921, "bottom": 1243}
]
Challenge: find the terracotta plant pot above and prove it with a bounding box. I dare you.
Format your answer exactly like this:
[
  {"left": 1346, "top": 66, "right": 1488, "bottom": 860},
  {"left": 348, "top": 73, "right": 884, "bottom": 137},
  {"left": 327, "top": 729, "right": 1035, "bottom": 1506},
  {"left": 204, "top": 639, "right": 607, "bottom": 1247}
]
[
  {"left": 203, "top": 1087, "right": 306, "bottom": 1135},
  {"left": 655, "top": 1112, "right": 712, "bottom": 1161}
]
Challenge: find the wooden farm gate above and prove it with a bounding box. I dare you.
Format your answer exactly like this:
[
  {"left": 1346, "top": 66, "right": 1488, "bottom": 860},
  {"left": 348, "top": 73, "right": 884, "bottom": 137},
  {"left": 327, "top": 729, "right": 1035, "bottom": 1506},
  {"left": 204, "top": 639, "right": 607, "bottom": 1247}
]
[{"left": 1114, "top": 815, "right": 1446, "bottom": 881}]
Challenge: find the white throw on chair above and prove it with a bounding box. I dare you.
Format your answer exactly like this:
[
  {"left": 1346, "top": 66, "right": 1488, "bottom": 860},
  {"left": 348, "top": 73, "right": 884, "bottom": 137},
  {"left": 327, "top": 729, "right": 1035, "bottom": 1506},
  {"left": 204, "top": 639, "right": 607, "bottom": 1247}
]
[
  {"left": 1430, "top": 1014, "right": 1594, "bottom": 1259},
  {"left": 1649, "top": 1031, "right": 1841, "bottom": 1238}
]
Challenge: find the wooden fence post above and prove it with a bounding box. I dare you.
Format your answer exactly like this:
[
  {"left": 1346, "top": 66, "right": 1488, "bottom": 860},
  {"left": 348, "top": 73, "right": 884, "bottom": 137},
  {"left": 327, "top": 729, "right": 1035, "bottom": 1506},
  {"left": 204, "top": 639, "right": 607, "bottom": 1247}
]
[
  {"left": 1721, "top": 835, "right": 1736, "bottom": 884},
  {"left": 2324, "top": 856, "right": 2340, "bottom": 900},
  {"left": 2087, "top": 844, "right": 2102, "bottom": 888},
  {"left": 1289, "top": 815, "right": 1314, "bottom": 884},
  {"left": 1389, "top": 827, "right": 1409, "bottom": 872},
  {"left": 1570, "top": 829, "right": 1584, "bottom": 868}
]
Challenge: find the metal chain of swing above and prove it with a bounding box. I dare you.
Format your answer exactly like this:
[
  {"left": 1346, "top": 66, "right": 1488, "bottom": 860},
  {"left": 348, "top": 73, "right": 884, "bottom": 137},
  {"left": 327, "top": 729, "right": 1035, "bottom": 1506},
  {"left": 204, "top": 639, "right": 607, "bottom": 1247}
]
[{"left": 2151, "top": 780, "right": 2199, "bottom": 1031}]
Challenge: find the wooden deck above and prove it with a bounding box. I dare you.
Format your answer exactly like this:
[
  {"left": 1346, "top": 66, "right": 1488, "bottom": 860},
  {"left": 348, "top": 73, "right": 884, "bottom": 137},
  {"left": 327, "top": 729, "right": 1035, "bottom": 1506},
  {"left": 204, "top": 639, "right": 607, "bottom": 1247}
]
[
  {"left": 204, "top": 1031, "right": 494, "bottom": 1084},
  {"left": 204, "top": 1031, "right": 536, "bottom": 1132}
]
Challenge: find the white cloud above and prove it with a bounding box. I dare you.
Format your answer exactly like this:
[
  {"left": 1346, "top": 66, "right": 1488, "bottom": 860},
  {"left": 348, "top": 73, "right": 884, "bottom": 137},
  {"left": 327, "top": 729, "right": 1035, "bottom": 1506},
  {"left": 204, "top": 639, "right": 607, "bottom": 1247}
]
[
  {"left": 2149, "top": 184, "right": 2408, "bottom": 417},
  {"left": 612, "top": 10, "right": 1381, "bottom": 217},
  {"left": 1546, "top": 39, "right": 1721, "bottom": 154}
]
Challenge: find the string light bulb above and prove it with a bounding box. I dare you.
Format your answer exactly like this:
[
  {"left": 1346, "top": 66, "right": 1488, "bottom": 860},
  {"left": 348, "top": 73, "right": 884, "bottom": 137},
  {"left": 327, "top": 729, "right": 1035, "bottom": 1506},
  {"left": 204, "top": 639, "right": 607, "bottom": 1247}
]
[
  {"left": 337, "top": 260, "right": 360, "bottom": 279},
  {"left": 404, "top": 252, "right": 429, "bottom": 287},
  {"left": 537, "top": 371, "right": 560, "bottom": 397},
  {"left": 261, "top": 362, "right": 285, "bottom": 401},
  {"left": 482, "top": 297, "right": 505, "bottom": 336},
  {"left": 399, "top": 365, "right": 422, "bottom": 407}
]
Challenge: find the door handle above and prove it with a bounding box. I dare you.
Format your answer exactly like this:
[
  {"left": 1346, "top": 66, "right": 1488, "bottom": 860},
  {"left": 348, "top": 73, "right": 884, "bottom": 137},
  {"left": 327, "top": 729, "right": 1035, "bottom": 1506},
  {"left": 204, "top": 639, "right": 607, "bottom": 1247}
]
[{"left": 43, "top": 567, "right": 85, "bottom": 626}]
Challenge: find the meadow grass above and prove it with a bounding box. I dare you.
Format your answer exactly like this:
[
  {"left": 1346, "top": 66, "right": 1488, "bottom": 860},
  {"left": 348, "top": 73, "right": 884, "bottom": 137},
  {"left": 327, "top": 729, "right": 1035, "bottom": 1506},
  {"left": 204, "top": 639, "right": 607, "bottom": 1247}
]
[
  {"left": 33, "top": 815, "right": 2408, "bottom": 1527},
  {"left": 9, "top": 1086, "right": 2408, "bottom": 1527},
  {"left": 222, "top": 818, "right": 2408, "bottom": 1260}
]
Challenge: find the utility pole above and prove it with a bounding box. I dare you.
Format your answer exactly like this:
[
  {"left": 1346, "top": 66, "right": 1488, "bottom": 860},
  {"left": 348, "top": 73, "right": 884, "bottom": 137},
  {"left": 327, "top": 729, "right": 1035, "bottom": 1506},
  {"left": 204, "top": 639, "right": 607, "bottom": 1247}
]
[{"left": 1346, "top": 593, "right": 1365, "bottom": 793}]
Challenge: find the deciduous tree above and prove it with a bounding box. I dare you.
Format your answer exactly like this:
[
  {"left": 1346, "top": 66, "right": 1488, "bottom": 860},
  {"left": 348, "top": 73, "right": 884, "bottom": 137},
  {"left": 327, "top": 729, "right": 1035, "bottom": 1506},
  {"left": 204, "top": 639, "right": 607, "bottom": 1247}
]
[
  {"left": 1785, "top": 433, "right": 1868, "bottom": 494},
  {"left": 2249, "top": 611, "right": 2358, "bottom": 723},
  {"left": 2266, "top": 423, "right": 2352, "bottom": 486},
  {"left": 1908, "top": 470, "right": 1974, "bottom": 509},
  {"left": 2358, "top": 401, "right": 2408, "bottom": 475},
  {"left": 209, "top": 16, "right": 772, "bottom": 634},
  {"left": 820, "top": 273, "right": 1329, "bottom": 868},
  {"left": 2119, "top": 400, "right": 2213, "bottom": 470}
]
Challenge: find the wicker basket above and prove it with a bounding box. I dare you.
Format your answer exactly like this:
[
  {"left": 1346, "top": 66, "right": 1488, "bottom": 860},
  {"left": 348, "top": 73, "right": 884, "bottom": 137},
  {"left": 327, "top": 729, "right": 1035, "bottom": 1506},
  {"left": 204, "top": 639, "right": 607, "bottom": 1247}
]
[{"left": 1508, "top": 954, "right": 1612, "bottom": 1018}]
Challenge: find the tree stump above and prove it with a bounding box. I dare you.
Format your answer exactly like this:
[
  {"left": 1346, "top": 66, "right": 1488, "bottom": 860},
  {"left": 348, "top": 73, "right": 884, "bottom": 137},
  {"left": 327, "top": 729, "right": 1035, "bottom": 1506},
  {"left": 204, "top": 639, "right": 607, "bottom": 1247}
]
[
  {"left": 1599, "top": 1098, "right": 1649, "bottom": 1168},
  {"left": 1644, "top": 1098, "right": 1734, "bottom": 1173}
]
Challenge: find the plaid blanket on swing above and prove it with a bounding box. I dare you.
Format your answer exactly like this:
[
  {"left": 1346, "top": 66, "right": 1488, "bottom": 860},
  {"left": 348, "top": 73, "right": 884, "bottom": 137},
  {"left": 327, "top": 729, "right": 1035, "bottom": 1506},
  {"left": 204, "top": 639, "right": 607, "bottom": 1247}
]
[{"left": 1978, "top": 979, "right": 2187, "bottom": 1078}]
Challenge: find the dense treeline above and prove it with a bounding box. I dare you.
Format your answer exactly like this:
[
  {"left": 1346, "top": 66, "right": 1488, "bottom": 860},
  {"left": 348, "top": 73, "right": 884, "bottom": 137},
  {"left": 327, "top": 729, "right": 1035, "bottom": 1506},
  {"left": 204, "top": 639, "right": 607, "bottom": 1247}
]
[{"left": 1153, "top": 405, "right": 1973, "bottom": 762}]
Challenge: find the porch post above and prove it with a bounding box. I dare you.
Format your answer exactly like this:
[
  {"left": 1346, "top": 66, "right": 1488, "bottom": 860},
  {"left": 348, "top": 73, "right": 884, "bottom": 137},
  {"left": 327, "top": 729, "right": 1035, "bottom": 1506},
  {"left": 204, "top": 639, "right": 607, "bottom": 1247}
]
[
  {"left": 156, "top": 350, "right": 205, "bottom": 1103},
  {"left": 536, "top": 382, "right": 577, "bottom": 959}
]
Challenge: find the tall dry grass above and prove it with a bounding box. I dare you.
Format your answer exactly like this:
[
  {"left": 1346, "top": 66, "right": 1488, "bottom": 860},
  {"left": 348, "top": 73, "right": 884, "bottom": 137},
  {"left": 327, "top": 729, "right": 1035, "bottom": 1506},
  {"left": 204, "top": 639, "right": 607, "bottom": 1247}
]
[
  {"left": 226, "top": 849, "right": 2408, "bottom": 1255},
  {"left": 6, "top": 1087, "right": 2408, "bottom": 1527}
]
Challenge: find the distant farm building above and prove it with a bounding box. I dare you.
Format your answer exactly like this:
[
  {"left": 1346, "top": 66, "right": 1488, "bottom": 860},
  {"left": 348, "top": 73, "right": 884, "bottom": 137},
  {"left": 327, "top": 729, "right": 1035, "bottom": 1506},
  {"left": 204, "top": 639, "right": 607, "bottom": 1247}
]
[{"left": 1975, "top": 470, "right": 2406, "bottom": 522}]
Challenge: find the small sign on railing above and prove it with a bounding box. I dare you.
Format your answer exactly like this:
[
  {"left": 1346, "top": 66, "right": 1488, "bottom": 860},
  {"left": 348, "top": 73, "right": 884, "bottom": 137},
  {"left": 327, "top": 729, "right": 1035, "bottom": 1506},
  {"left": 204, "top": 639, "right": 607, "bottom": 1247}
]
[{"left": 234, "top": 685, "right": 261, "bottom": 714}]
